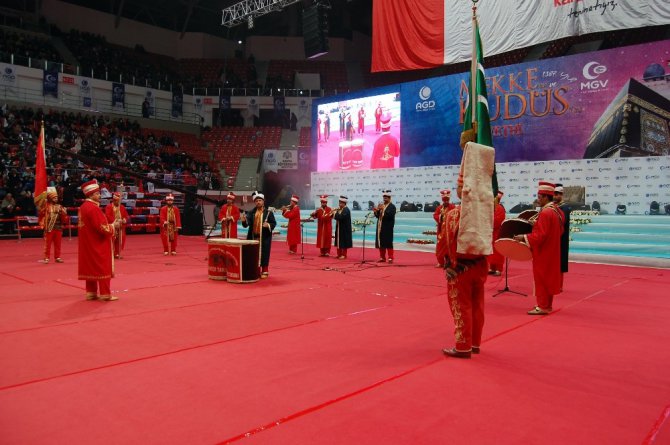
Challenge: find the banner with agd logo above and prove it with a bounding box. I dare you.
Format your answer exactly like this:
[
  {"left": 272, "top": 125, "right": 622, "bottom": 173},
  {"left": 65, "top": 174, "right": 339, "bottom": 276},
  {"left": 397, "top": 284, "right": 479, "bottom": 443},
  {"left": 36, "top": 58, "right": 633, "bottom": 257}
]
[{"left": 43, "top": 68, "right": 58, "bottom": 98}]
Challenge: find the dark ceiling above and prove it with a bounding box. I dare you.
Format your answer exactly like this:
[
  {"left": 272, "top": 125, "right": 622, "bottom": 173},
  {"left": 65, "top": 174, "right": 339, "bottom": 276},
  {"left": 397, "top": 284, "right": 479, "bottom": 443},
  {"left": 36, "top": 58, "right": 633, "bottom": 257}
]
[{"left": 57, "top": 0, "right": 372, "bottom": 41}]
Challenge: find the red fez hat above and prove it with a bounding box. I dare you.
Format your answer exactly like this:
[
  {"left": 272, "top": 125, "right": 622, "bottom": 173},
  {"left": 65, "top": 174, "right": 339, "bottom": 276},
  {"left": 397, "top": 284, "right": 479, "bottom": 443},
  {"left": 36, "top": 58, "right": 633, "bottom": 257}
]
[
  {"left": 112, "top": 192, "right": 121, "bottom": 199},
  {"left": 439, "top": 189, "right": 451, "bottom": 198},
  {"left": 319, "top": 194, "right": 328, "bottom": 202},
  {"left": 226, "top": 192, "right": 235, "bottom": 200},
  {"left": 291, "top": 194, "right": 300, "bottom": 203},
  {"left": 538, "top": 181, "right": 555, "bottom": 196},
  {"left": 81, "top": 179, "right": 99, "bottom": 197}
]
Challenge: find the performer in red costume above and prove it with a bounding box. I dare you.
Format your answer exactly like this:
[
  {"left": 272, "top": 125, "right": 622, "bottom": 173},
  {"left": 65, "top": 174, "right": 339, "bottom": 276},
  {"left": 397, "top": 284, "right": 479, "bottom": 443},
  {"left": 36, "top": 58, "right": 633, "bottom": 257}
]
[
  {"left": 442, "top": 142, "right": 495, "bottom": 359},
  {"left": 433, "top": 189, "right": 455, "bottom": 268},
  {"left": 370, "top": 112, "right": 399, "bottom": 169},
  {"left": 374, "top": 102, "right": 383, "bottom": 133},
  {"left": 515, "top": 181, "right": 564, "bottom": 315},
  {"left": 160, "top": 194, "right": 182, "bottom": 255},
  {"left": 41, "top": 187, "right": 68, "bottom": 263},
  {"left": 218, "top": 192, "right": 240, "bottom": 238},
  {"left": 487, "top": 191, "right": 506, "bottom": 276},
  {"left": 310, "top": 195, "right": 333, "bottom": 257},
  {"left": 78, "top": 179, "right": 118, "bottom": 301},
  {"left": 282, "top": 194, "right": 301, "bottom": 253},
  {"left": 105, "top": 192, "right": 129, "bottom": 259},
  {"left": 357, "top": 106, "right": 365, "bottom": 134}
]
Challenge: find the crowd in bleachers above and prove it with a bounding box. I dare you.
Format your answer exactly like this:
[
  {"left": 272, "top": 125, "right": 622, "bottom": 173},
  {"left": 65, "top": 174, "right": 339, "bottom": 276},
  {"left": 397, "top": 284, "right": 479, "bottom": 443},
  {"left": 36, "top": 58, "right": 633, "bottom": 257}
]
[
  {"left": 0, "top": 27, "right": 62, "bottom": 65},
  {"left": 0, "top": 105, "right": 219, "bottom": 231}
]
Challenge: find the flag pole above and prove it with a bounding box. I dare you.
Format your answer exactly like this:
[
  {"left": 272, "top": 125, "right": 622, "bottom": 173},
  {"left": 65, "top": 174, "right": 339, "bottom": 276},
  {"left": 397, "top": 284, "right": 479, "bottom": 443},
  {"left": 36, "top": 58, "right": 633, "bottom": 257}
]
[{"left": 470, "top": 0, "right": 479, "bottom": 135}]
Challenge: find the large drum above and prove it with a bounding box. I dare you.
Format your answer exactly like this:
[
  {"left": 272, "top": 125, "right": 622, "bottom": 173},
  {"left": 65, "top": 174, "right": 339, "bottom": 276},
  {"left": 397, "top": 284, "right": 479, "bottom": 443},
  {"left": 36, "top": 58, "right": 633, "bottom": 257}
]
[
  {"left": 222, "top": 239, "right": 260, "bottom": 283},
  {"left": 494, "top": 218, "right": 533, "bottom": 261},
  {"left": 207, "top": 238, "right": 228, "bottom": 280},
  {"left": 351, "top": 138, "right": 364, "bottom": 169},
  {"left": 338, "top": 141, "right": 352, "bottom": 170},
  {"left": 518, "top": 209, "right": 539, "bottom": 221}
]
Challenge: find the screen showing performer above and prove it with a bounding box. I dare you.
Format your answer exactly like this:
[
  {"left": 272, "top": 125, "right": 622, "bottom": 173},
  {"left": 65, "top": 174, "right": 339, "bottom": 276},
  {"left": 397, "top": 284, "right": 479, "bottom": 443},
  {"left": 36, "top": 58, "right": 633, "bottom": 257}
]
[{"left": 315, "top": 92, "right": 401, "bottom": 172}]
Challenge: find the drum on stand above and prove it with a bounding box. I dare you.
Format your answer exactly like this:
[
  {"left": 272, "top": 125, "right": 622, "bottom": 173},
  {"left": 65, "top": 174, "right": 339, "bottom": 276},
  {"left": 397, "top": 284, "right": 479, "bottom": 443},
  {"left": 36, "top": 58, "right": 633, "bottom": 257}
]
[
  {"left": 494, "top": 218, "right": 533, "bottom": 261},
  {"left": 222, "top": 239, "right": 260, "bottom": 283},
  {"left": 207, "top": 238, "right": 228, "bottom": 280}
]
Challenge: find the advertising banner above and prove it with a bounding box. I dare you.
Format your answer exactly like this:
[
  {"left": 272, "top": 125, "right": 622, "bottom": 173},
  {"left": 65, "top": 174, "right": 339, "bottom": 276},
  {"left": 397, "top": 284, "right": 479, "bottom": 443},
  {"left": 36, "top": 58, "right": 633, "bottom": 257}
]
[
  {"left": 43, "top": 68, "right": 58, "bottom": 98},
  {"left": 112, "top": 82, "right": 125, "bottom": 109},
  {"left": 394, "top": 40, "right": 670, "bottom": 166}
]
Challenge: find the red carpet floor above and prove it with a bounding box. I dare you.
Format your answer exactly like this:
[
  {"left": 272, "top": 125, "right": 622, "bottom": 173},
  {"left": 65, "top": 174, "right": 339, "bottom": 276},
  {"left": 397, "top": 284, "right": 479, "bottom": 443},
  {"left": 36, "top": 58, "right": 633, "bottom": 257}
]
[{"left": 1, "top": 234, "right": 669, "bottom": 444}]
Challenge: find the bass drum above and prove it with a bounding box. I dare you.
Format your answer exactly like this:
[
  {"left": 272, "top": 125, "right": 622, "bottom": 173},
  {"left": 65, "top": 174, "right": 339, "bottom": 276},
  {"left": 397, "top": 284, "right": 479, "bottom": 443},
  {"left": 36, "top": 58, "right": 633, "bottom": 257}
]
[{"left": 494, "top": 218, "right": 533, "bottom": 261}]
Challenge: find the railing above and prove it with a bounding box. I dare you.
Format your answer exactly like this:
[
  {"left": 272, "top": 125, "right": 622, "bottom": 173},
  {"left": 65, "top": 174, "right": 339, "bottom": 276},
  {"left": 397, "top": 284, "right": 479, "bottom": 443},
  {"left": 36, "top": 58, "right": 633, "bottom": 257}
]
[
  {"left": 1, "top": 52, "right": 343, "bottom": 98},
  {"left": 0, "top": 84, "right": 201, "bottom": 125}
]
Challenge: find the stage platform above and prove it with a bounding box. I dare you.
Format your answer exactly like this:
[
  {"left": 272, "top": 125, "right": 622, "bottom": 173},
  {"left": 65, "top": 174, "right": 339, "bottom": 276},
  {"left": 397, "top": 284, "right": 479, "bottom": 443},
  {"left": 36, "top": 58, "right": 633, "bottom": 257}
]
[{"left": 1, "top": 234, "right": 669, "bottom": 444}]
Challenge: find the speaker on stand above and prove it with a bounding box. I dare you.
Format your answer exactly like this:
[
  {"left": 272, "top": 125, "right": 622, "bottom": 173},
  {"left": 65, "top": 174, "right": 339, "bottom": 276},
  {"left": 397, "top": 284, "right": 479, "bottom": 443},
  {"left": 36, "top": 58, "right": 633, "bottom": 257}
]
[{"left": 182, "top": 187, "right": 204, "bottom": 236}]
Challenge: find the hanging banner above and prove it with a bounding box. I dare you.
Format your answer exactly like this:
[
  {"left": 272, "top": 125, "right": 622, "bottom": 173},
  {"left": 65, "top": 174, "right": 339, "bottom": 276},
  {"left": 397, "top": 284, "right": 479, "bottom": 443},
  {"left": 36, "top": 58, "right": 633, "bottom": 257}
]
[
  {"left": 219, "top": 94, "right": 231, "bottom": 111},
  {"left": 43, "top": 68, "right": 58, "bottom": 98},
  {"left": 79, "top": 77, "right": 92, "bottom": 108},
  {"left": 171, "top": 90, "right": 183, "bottom": 118},
  {"left": 144, "top": 90, "right": 155, "bottom": 116},
  {"left": 314, "top": 40, "right": 670, "bottom": 172},
  {"left": 112, "top": 83, "right": 125, "bottom": 109},
  {"left": 247, "top": 97, "right": 260, "bottom": 117},
  {"left": 372, "top": 0, "right": 670, "bottom": 72},
  {"left": 0, "top": 64, "right": 17, "bottom": 87}
]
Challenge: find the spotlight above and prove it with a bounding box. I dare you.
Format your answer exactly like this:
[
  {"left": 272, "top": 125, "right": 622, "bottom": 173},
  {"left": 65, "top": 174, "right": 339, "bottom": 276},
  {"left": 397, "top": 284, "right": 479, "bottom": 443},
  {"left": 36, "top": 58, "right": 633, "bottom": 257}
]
[{"left": 247, "top": 16, "right": 254, "bottom": 29}]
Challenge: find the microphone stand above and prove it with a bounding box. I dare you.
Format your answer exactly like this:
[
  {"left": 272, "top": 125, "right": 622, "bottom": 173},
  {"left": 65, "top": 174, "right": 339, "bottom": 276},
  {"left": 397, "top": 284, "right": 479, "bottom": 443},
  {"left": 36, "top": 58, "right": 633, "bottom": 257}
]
[
  {"left": 299, "top": 218, "right": 314, "bottom": 261},
  {"left": 359, "top": 212, "right": 373, "bottom": 264},
  {"left": 493, "top": 258, "right": 526, "bottom": 297}
]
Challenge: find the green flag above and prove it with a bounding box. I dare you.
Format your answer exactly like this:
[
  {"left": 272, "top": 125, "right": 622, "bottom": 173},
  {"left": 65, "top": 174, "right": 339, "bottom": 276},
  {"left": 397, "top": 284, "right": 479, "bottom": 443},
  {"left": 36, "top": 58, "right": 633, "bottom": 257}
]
[{"left": 460, "top": 16, "right": 498, "bottom": 195}]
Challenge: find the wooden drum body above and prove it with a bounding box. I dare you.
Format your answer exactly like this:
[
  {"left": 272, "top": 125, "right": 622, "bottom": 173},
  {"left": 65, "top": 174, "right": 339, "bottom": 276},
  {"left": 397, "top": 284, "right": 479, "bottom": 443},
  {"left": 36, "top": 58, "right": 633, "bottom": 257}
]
[
  {"left": 207, "top": 238, "right": 228, "bottom": 280},
  {"left": 222, "top": 239, "right": 260, "bottom": 283},
  {"left": 494, "top": 218, "right": 533, "bottom": 261}
]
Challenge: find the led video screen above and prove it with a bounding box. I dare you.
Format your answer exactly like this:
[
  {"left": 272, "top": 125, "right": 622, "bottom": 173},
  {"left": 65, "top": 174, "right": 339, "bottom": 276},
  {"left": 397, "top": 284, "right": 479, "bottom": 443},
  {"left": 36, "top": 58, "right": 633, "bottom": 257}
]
[{"left": 315, "top": 92, "right": 400, "bottom": 172}]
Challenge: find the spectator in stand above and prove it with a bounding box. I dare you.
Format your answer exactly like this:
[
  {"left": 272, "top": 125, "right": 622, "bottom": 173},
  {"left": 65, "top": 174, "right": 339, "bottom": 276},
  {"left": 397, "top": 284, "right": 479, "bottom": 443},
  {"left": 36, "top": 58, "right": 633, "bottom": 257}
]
[{"left": 1, "top": 192, "right": 16, "bottom": 233}]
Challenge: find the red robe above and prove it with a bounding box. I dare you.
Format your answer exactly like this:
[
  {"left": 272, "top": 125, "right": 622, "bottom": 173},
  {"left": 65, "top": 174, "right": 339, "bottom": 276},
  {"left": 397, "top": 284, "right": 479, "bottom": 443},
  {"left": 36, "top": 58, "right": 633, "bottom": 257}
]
[
  {"left": 524, "top": 203, "right": 564, "bottom": 309},
  {"left": 434, "top": 202, "right": 455, "bottom": 266},
  {"left": 78, "top": 199, "right": 115, "bottom": 280},
  {"left": 105, "top": 203, "right": 129, "bottom": 253},
  {"left": 312, "top": 206, "right": 333, "bottom": 250},
  {"left": 374, "top": 106, "right": 383, "bottom": 132},
  {"left": 444, "top": 206, "right": 487, "bottom": 351},
  {"left": 357, "top": 108, "right": 365, "bottom": 132},
  {"left": 160, "top": 205, "right": 182, "bottom": 252},
  {"left": 282, "top": 205, "right": 301, "bottom": 246},
  {"left": 218, "top": 203, "right": 241, "bottom": 238},
  {"left": 487, "top": 203, "right": 506, "bottom": 272},
  {"left": 371, "top": 132, "right": 399, "bottom": 169}
]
